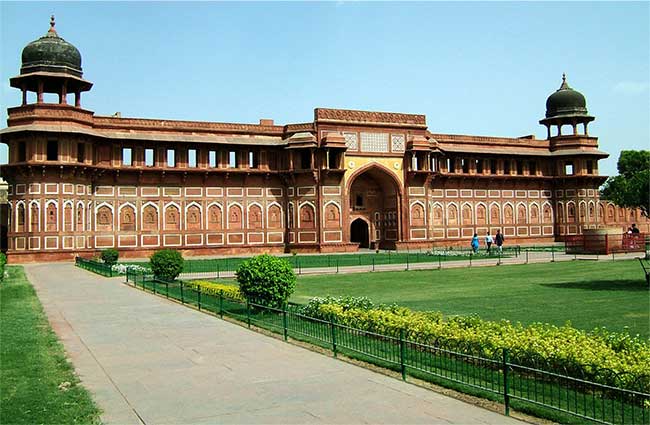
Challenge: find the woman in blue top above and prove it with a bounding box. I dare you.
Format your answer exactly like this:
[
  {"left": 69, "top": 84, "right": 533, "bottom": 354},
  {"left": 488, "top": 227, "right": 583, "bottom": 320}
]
[{"left": 471, "top": 233, "right": 479, "bottom": 254}]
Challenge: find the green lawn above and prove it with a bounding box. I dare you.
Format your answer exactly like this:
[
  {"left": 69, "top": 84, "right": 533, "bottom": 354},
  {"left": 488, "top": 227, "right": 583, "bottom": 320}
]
[
  {"left": 291, "top": 260, "right": 650, "bottom": 338},
  {"left": 0, "top": 266, "right": 101, "bottom": 424}
]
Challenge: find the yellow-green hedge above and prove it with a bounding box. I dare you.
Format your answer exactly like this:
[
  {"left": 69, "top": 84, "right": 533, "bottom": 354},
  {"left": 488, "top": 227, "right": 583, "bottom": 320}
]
[
  {"left": 314, "top": 303, "right": 650, "bottom": 392},
  {"left": 185, "top": 280, "right": 245, "bottom": 302}
]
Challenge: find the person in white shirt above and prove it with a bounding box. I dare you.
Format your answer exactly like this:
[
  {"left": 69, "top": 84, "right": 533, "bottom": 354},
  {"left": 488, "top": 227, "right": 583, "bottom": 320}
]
[{"left": 485, "top": 232, "right": 494, "bottom": 254}]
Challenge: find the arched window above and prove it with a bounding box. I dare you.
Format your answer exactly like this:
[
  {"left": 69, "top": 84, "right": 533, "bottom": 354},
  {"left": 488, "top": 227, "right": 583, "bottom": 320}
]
[
  {"left": 411, "top": 203, "right": 425, "bottom": 227},
  {"left": 432, "top": 205, "right": 443, "bottom": 226},
  {"left": 504, "top": 204, "right": 514, "bottom": 225},
  {"left": 476, "top": 204, "right": 486, "bottom": 225},
  {"left": 490, "top": 204, "right": 500, "bottom": 224},
  {"left": 447, "top": 204, "right": 458, "bottom": 226},
  {"left": 63, "top": 203, "right": 73, "bottom": 232},
  {"left": 46, "top": 202, "right": 57, "bottom": 232},
  {"left": 17, "top": 204, "right": 25, "bottom": 232}
]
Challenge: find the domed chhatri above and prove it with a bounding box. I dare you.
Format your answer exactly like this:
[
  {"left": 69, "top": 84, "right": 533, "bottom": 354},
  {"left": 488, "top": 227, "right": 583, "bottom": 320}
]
[
  {"left": 544, "top": 73, "right": 588, "bottom": 119},
  {"left": 539, "top": 74, "right": 594, "bottom": 139},
  {"left": 21, "top": 15, "right": 83, "bottom": 77}
]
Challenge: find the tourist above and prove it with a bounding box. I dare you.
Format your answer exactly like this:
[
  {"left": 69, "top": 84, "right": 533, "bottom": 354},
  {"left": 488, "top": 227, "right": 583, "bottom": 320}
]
[
  {"left": 495, "top": 229, "right": 504, "bottom": 253},
  {"left": 631, "top": 223, "right": 640, "bottom": 234},
  {"left": 471, "top": 233, "right": 480, "bottom": 254},
  {"left": 485, "top": 232, "right": 494, "bottom": 254}
]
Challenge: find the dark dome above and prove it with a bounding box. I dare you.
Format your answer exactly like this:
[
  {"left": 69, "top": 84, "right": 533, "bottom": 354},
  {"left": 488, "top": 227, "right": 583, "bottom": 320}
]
[
  {"left": 545, "top": 74, "right": 588, "bottom": 118},
  {"left": 20, "top": 16, "right": 82, "bottom": 78}
]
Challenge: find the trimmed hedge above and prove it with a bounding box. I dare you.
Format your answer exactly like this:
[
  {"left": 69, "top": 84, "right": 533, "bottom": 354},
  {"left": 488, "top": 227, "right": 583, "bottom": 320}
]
[
  {"left": 184, "top": 280, "right": 245, "bottom": 302},
  {"left": 101, "top": 248, "right": 119, "bottom": 266},
  {"left": 302, "top": 297, "right": 650, "bottom": 392}
]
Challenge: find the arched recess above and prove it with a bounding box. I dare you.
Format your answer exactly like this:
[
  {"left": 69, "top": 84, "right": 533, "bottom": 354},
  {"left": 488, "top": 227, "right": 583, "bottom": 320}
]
[
  {"left": 267, "top": 202, "right": 283, "bottom": 230},
  {"left": 579, "top": 201, "right": 587, "bottom": 222},
  {"left": 410, "top": 201, "right": 426, "bottom": 227},
  {"left": 566, "top": 201, "right": 576, "bottom": 223},
  {"left": 95, "top": 202, "right": 114, "bottom": 232},
  {"left": 503, "top": 203, "right": 514, "bottom": 225},
  {"left": 447, "top": 203, "right": 458, "bottom": 226},
  {"left": 542, "top": 202, "right": 553, "bottom": 224},
  {"left": 461, "top": 202, "right": 473, "bottom": 226},
  {"left": 287, "top": 202, "right": 295, "bottom": 229},
  {"left": 588, "top": 201, "right": 595, "bottom": 223},
  {"left": 298, "top": 202, "right": 316, "bottom": 230},
  {"left": 76, "top": 201, "right": 85, "bottom": 232},
  {"left": 119, "top": 203, "right": 136, "bottom": 231},
  {"left": 142, "top": 202, "right": 159, "bottom": 231},
  {"left": 346, "top": 162, "right": 402, "bottom": 246},
  {"left": 16, "top": 201, "right": 26, "bottom": 233},
  {"left": 489, "top": 202, "right": 501, "bottom": 225},
  {"left": 247, "top": 202, "right": 263, "bottom": 230},
  {"left": 164, "top": 202, "right": 181, "bottom": 231},
  {"left": 516, "top": 202, "right": 527, "bottom": 225},
  {"left": 185, "top": 202, "right": 202, "bottom": 231},
  {"left": 606, "top": 204, "right": 615, "bottom": 223},
  {"left": 206, "top": 203, "right": 222, "bottom": 231},
  {"left": 29, "top": 200, "right": 40, "bottom": 232},
  {"left": 432, "top": 202, "right": 444, "bottom": 226},
  {"left": 557, "top": 201, "right": 565, "bottom": 222},
  {"left": 63, "top": 201, "right": 74, "bottom": 232},
  {"left": 323, "top": 201, "right": 341, "bottom": 229},
  {"left": 529, "top": 203, "right": 540, "bottom": 224},
  {"left": 228, "top": 203, "right": 243, "bottom": 230},
  {"left": 45, "top": 200, "right": 58, "bottom": 232},
  {"left": 475, "top": 203, "right": 487, "bottom": 226}
]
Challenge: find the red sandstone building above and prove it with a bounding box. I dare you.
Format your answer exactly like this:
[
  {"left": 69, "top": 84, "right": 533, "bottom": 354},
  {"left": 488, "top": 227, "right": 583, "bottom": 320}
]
[{"left": 1, "top": 19, "right": 647, "bottom": 262}]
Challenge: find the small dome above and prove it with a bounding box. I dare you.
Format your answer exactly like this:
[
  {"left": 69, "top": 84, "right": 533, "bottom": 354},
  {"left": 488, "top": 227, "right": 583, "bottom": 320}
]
[
  {"left": 20, "top": 16, "right": 82, "bottom": 77},
  {"left": 545, "top": 74, "right": 588, "bottom": 118}
]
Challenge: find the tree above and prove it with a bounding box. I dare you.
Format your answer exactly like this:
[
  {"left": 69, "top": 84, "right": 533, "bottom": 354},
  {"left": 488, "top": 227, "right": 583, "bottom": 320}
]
[
  {"left": 235, "top": 254, "right": 296, "bottom": 307},
  {"left": 600, "top": 150, "right": 650, "bottom": 218}
]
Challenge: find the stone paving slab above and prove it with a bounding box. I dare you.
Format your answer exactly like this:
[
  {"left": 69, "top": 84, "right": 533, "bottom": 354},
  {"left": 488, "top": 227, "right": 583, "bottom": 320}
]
[{"left": 25, "top": 263, "right": 527, "bottom": 425}]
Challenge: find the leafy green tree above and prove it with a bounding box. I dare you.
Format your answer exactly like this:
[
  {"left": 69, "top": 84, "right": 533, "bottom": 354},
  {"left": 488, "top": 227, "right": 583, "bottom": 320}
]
[
  {"left": 236, "top": 254, "right": 296, "bottom": 307},
  {"left": 149, "top": 249, "right": 184, "bottom": 280},
  {"left": 601, "top": 150, "right": 650, "bottom": 217}
]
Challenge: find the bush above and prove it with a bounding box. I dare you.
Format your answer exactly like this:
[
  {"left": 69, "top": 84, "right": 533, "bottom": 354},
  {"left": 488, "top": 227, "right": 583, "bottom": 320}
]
[
  {"left": 0, "top": 252, "right": 6, "bottom": 282},
  {"left": 149, "top": 249, "right": 184, "bottom": 281},
  {"left": 235, "top": 254, "right": 296, "bottom": 307},
  {"left": 100, "top": 249, "right": 119, "bottom": 266}
]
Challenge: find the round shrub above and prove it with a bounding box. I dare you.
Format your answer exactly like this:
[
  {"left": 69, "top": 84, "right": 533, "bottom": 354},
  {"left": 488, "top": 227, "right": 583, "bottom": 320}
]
[
  {"left": 150, "top": 249, "right": 184, "bottom": 281},
  {"left": 235, "top": 254, "right": 296, "bottom": 307},
  {"left": 100, "top": 248, "right": 119, "bottom": 266}
]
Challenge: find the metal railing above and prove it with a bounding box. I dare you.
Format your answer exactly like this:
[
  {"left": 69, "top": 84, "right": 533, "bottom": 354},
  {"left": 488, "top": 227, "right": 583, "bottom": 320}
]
[
  {"left": 123, "top": 276, "right": 649, "bottom": 425},
  {"left": 566, "top": 233, "right": 648, "bottom": 255},
  {"left": 75, "top": 256, "right": 114, "bottom": 277}
]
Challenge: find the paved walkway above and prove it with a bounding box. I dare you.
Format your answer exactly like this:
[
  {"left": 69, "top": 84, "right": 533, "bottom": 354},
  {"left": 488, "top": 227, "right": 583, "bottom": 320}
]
[{"left": 26, "top": 263, "right": 525, "bottom": 425}]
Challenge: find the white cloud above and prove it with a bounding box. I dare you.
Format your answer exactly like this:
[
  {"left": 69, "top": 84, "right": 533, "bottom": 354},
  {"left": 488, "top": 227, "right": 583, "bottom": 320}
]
[{"left": 612, "top": 81, "right": 650, "bottom": 95}]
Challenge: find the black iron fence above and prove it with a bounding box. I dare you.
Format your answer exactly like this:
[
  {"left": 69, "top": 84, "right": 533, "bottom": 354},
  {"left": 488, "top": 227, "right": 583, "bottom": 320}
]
[{"left": 123, "top": 275, "right": 649, "bottom": 425}]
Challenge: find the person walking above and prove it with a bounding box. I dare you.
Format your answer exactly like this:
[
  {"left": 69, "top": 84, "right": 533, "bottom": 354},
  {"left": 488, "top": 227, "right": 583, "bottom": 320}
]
[
  {"left": 485, "top": 231, "right": 494, "bottom": 254},
  {"left": 471, "top": 233, "right": 480, "bottom": 254},
  {"left": 495, "top": 229, "right": 504, "bottom": 253}
]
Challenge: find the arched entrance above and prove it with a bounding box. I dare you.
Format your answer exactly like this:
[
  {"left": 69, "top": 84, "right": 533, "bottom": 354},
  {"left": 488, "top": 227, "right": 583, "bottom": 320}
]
[
  {"left": 347, "top": 164, "right": 401, "bottom": 249},
  {"left": 350, "top": 218, "right": 369, "bottom": 248}
]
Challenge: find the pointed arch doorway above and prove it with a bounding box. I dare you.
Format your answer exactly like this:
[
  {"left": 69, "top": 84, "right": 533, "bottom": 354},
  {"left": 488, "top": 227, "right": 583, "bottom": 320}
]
[
  {"left": 350, "top": 218, "right": 369, "bottom": 248},
  {"left": 347, "top": 164, "right": 401, "bottom": 249}
]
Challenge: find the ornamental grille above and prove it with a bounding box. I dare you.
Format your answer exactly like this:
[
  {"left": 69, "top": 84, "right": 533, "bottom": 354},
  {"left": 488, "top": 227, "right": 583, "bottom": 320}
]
[
  {"left": 360, "top": 132, "right": 389, "bottom": 153},
  {"left": 343, "top": 132, "right": 358, "bottom": 151},
  {"left": 391, "top": 134, "right": 405, "bottom": 152}
]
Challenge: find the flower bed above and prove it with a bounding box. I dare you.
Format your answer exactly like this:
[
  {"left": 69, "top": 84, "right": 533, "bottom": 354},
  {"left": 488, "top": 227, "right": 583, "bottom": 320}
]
[{"left": 300, "top": 297, "right": 650, "bottom": 392}]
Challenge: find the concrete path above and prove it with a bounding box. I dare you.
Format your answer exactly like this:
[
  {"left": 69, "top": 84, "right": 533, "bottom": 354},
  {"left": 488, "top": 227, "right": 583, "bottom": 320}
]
[{"left": 26, "top": 263, "right": 525, "bottom": 425}]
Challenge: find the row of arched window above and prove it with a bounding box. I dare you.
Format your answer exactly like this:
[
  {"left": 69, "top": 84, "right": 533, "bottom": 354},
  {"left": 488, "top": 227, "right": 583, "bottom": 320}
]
[{"left": 416, "top": 202, "right": 555, "bottom": 227}]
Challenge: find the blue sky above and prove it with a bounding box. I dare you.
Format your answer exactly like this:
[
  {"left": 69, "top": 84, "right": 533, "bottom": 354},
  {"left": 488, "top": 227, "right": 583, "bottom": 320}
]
[{"left": 1, "top": 1, "right": 648, "bottom": 177}]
